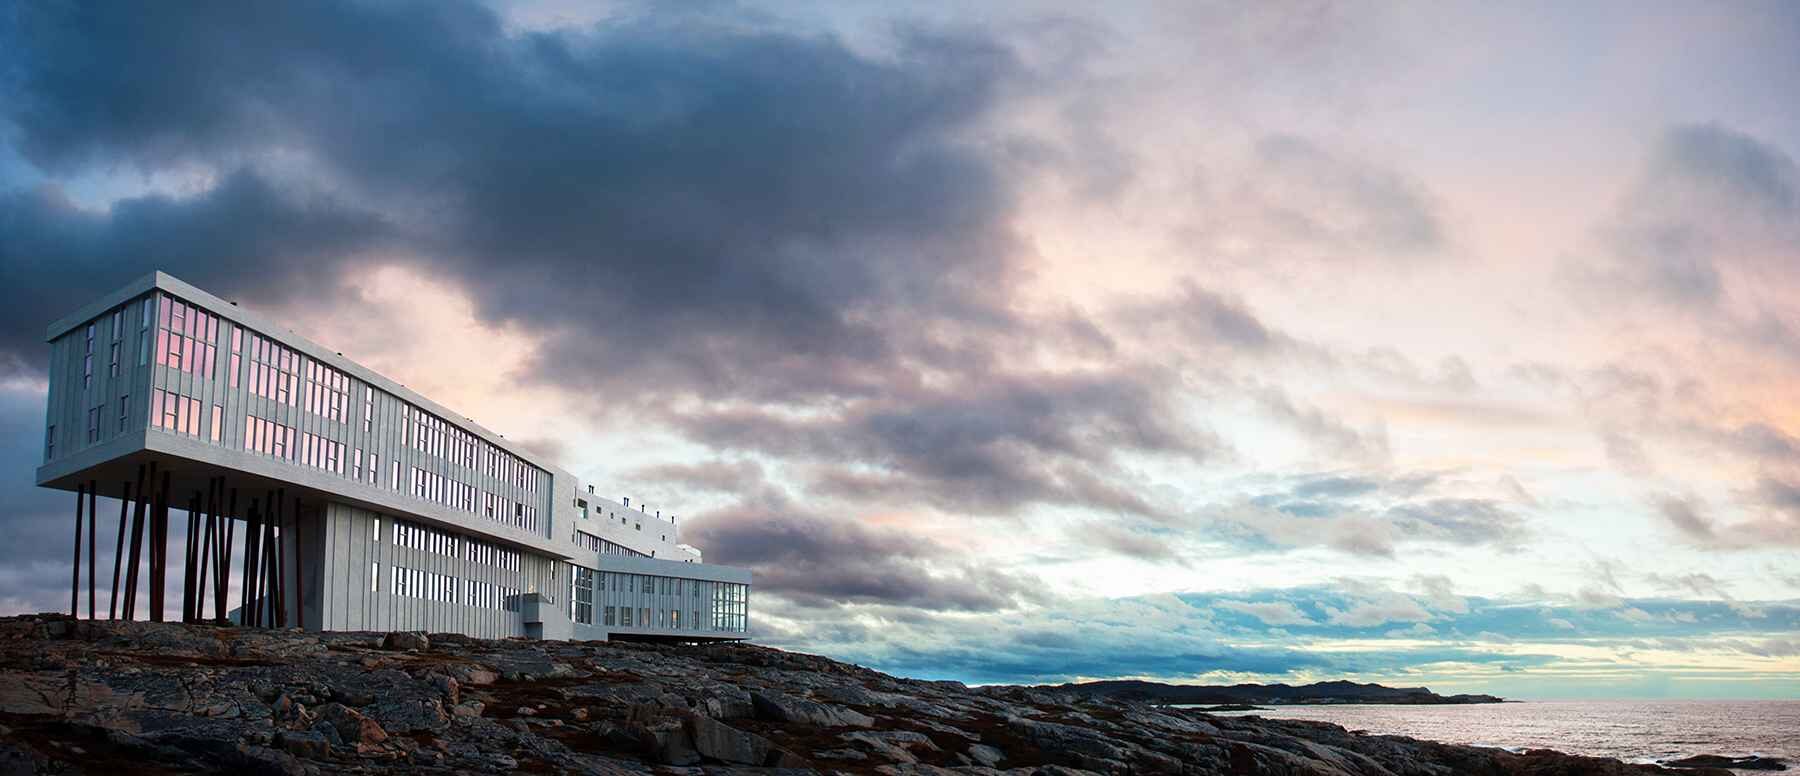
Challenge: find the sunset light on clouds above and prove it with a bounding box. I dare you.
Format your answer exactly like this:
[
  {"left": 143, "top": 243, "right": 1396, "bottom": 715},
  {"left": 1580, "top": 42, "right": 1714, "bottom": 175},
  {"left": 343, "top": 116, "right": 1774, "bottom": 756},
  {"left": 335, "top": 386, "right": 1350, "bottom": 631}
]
[{"left": 2, "top": 0, "right": 1797, "bottom": 698}]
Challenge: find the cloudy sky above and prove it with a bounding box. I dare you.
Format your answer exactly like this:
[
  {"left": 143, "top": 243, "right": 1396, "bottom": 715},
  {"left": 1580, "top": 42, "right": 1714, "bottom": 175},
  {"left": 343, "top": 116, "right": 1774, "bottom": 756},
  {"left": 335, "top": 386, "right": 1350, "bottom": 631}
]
[{"left": 3, "top": 1, "right": 1798, "bottom": 699}]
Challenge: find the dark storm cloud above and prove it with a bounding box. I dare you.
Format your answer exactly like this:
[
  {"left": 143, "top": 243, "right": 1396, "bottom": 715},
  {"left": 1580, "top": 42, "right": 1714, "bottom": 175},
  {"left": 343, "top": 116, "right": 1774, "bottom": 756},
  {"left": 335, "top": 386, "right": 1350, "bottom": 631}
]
[
  {"left": 670, "top": 368, "right": 1213, "bottom": 519},
  {"left": 0, "top": 0, "right": 1026, "bottom": 403},
  {"left": 680, "top": 496, "right": 1047, "bottom": 612},
  {"left": 0, "top": 173, "right": 389, "bottom": 377}
]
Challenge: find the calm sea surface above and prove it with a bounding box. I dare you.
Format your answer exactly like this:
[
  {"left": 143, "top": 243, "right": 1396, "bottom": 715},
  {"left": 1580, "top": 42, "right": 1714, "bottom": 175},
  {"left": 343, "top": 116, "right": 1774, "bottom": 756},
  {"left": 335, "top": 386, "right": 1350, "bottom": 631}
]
[{"left": 1197, "top": 700, "right": 1798, "bottom": 771}]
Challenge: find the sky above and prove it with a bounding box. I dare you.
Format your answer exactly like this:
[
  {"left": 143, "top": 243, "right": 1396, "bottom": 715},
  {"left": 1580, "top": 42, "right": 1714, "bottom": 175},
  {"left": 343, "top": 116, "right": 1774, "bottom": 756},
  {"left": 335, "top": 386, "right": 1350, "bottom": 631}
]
[{"left": 1, "top": 0, "right": 1798, "bottom": 699}]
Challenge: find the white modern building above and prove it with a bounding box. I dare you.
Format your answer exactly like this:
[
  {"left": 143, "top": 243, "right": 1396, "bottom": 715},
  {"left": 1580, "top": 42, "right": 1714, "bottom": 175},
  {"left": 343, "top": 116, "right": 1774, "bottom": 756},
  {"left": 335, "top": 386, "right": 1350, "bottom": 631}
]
[{"left": 36, "top": 271, "right": 749, "bottom": 642}]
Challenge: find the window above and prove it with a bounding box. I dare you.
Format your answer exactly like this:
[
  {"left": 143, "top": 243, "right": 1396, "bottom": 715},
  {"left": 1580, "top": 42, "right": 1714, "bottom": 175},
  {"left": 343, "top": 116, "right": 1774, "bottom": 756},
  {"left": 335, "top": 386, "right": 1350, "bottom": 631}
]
[
  {"left": 229, "top": 328, "right": 242, "bottom": 388},
  {"left": 117, "top": 396, "right": 129, "bottom": 432},
  {"left": 108, "top": 310, "right": 122, "bottom": 378},
  {"left": 86, "top": 406, "right": 100, "bottom": 443},
  {"left": 45, "top": 425, "right": 54, "bottom": 460},
  {"left": 244, "top": 414, "right": 296, "bottom": 459},
  {"left": 83, "top": 324, "right": 95, "bottom": 390},
  {"left": 371, "top": 562, "right": 379, "bottom": 592},
  {"left": 604, "top": 606, "right": 615, "bottom": 626},
  {"left": 210, "top": 405, "right": 222, "bottom": 442},
  {"left": 152, "top": 390, "right": 201, "bottom": 437},
  {"left": 155, "top": 295, "right": 218, "bottom": 378},
  {"left": 362, "top": 387, "right": 374, "bottom": 433},
  {"left": 246, "top": 333, "right": 299, "bottom": 405},
  {"left": 305, "top": 359, "right": 349, "bottom": 421},
  {"left": 572, "top": 567, "right": 594, "bottom": 625},
  {"left": 138, "top": 299, "right": 152, "bottom": 366},
  {"left": 369, "top": 453, "right": 378, "bottom": 484}
]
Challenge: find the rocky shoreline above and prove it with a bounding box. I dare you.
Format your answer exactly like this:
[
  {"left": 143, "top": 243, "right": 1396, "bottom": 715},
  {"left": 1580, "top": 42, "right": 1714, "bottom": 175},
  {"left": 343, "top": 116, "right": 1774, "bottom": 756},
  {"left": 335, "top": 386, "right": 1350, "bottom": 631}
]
[{"left": 0, "top": 615, "right": 1754, "bottom": 775}]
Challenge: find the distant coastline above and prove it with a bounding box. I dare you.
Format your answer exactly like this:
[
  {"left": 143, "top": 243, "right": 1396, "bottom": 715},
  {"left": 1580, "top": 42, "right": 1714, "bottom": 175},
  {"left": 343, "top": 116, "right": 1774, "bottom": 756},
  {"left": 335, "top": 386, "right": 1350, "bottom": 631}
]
[{"left": 1046, "top": 678, "right": 1505, "bottom": 706}]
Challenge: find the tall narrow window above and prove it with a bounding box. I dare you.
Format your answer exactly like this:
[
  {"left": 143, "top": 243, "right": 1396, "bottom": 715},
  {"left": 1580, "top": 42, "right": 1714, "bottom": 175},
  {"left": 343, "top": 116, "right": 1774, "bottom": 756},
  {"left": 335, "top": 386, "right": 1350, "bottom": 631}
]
[
  {"left": 118, "top": 395, "right": 129, "bottom": 432},
  {"left": 45, "top": 425, "right": 55, "bottom": 460},
  {"left": 229, "top": 328, "right": 242, "bottom": 388},
  {"left": 86, "top": 406, "right": 100, "bottom": 443},
  {"left": 246, "top": 333, "right": 299, "bottom": 405},
  {"left": 82, "top": 324, "right": 95, "bottom": 391},
  {"left": 210, "top": 405, "right": 223, "bottom": 442},
  {"left": 305, "top": 359, "right": 348, "bottom": 422},
  {"left": 138, "top": 299, "right": 152, "bottom": 366},
  {"left": 362, "top": 387, "right": 374, "bottom": 433}
]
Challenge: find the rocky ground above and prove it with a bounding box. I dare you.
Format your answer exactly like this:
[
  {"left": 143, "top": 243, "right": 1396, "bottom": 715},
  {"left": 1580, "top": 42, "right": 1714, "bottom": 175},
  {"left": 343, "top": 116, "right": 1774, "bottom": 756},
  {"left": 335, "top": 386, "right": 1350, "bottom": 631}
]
[{"left": 0, "top": 615, "right": 1743, "bottom": 775}]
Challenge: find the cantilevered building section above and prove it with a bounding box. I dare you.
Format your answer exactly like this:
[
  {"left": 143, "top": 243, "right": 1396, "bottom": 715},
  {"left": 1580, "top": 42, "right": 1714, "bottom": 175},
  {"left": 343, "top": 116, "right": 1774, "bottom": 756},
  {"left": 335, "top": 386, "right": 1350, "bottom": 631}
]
[{"left": 36, "top": 271, "right": 749, "bottom": 642}]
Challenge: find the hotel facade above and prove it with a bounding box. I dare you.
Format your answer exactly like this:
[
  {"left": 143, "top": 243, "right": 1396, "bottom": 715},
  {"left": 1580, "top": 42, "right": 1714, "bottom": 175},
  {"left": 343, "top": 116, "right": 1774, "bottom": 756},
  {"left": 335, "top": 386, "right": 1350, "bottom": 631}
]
[{"left": 36, "top": 272, "right": 749, "bottom": 642}]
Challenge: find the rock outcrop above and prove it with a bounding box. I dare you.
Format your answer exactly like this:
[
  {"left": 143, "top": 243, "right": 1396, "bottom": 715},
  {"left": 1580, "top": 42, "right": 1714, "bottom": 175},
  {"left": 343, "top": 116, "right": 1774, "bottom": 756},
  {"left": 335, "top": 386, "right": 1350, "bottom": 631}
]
[{"left": 0, "top": 615, "right": 1738, "bottom": 775}]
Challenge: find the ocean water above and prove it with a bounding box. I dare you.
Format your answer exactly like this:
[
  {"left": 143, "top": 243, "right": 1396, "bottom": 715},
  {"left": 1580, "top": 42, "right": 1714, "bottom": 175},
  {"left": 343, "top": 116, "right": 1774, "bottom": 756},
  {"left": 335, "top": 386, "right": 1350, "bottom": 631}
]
[{"left": 1199, "top": 700, "right": 1798, "bottom": 771}]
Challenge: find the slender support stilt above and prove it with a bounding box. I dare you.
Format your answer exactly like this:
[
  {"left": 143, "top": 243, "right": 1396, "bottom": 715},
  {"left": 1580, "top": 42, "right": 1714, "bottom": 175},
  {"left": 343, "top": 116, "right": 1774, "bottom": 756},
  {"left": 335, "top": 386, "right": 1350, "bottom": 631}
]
[
  {"left": 87, "top": 481, "right": 97, "bottom": 621},
  {"left": 182, "top": 493, "right": 198, "bottom": 622},
  {"left": 150, "top": 469, "right": 170, "bottom": 622},
  {"left": 241, "top": 499, "right": 259, "bottom": 626},
  {"left": 197, "top": 481, "right": 215, "bottom": 624},
  {"left": 71, "top": 483, "right": 85, "bottom": 619},
  {"left": 272, "top": 490, "right": 286, "bottom": 628},
  {"left": 110, "top": 479, "right": 130, "bottom": 620},
  {"left": 292, "top": 496, "right": 305, "bottom": 631},
  {"left": 123, "top": 463, "right": 151, "bottom": 620},
  {"left": 218, "top": 486, "right": 236, "bottom": 624}
]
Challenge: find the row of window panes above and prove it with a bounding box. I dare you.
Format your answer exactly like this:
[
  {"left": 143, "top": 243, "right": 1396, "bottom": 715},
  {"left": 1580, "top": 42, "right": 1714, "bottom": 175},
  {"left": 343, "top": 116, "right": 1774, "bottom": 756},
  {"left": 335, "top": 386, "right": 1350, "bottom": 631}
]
[
  {"left": 572, "top": 531, "right": 648, "bottom": 558},
  {"left": 79, "top": 308, "right": 132, "bottom": 394},
  {"left": 601, "top": 606, "right": 693, "bottom": 630},
  {"left": 405, "top": 403, "right": 545, "bottom": 495},
  {"left": 387, "top": 564, "right": 519, "bottom": 611},
  {"left": 600, "top": 572, "right": 697, "bottom": 596},
  {"left": 156, "top": 294, "right": 219, "bottom": 378},
  {"left": 245, "top": 414, "right": 297, "bottom": 459},
  {"left": 245, "top": 333, "right": 300, "bottom": 405},
  {"left": 711, "top": 582, "right": 748, "bottom": 632},
  {"left": 152, "top": 389, "right": 205, "bottom": 438},
  {"left": 299, "top": 432, "right": 344, "bottom": 475},
  {"left": 350, "top": 449, "right": 379, "bottom": 485},
  {"left": 304, "top": 359, "right": 349, "bottom": 422},
  {"left": 51, "top": 394, "right": 131, "bottom": 460},
  {"left": 405, "top": 463, "right": 540, "bottom": 533},
  {"left": 391, "top": 519, "right": 521, "bottom": 572}
]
